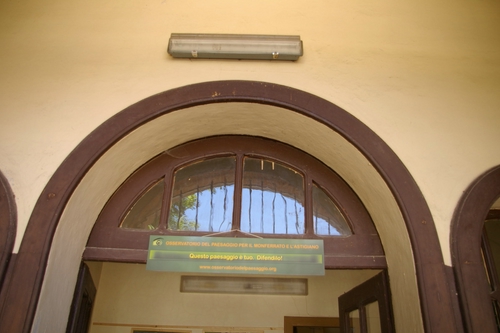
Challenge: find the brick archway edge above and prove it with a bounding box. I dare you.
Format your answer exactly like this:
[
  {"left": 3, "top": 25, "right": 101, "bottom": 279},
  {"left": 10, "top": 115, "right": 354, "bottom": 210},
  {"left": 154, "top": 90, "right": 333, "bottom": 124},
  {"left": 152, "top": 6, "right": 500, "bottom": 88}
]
[{"left": 0, "top": 81, "right": 459, "bottom": 333}]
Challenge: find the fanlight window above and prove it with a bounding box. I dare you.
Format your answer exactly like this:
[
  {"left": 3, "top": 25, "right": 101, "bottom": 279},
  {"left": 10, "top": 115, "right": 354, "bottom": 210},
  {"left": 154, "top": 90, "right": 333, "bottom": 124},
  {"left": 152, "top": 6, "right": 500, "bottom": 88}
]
[
  {"left": 87, "top": 136, "right": 384, "bottom": 267},
  {"left": 120, "top": 154, "right": 351, "bottom": 237}
]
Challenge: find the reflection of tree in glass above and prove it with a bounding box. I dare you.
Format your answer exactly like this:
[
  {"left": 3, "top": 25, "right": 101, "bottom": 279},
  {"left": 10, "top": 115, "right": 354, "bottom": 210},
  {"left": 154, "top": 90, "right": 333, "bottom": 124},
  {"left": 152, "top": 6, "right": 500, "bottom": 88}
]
[
  {"left": 169, "top": 157, "right": 236, "bottom": 232},
  {"left": 168, "top": 193, "right": 197, "bottom": 230}
]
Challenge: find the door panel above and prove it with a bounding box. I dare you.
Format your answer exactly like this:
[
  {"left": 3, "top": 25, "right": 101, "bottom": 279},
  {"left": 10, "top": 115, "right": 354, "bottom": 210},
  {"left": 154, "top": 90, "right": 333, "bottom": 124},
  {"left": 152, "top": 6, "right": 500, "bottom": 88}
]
[
  {"left": 339, "top": 271, "right": 394, "bottom": 333},
  {"left": 66, "top": 263, "right": 96, "bottom": 333}
]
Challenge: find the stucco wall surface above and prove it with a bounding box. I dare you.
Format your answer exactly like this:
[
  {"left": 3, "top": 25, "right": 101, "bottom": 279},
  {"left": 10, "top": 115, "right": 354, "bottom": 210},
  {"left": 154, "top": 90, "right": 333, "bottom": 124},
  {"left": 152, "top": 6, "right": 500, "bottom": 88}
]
[{"left": 0, "top": 0, "right": 499, "bottom": 266}]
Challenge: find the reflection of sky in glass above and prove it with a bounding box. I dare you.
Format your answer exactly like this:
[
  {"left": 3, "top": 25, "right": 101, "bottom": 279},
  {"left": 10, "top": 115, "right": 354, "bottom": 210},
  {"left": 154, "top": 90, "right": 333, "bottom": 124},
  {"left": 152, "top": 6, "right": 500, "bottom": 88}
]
[
  {"left": 241, "top": 188, "right": 304, "bottom": 234},
  {"left": 165, "top": 155, "right": 350, "bottom": 236},
  {"left": 240, "top": 158, "right": 304, "bottom": 234},
  {"left": 313, "top": 183, "right": 352, "bottom": 236},
  {"left": 180, "top": 184, "right": 234, "bottom": 232},
  {"left": 169, "top": 157, "right": 235, "bottom": 232}
]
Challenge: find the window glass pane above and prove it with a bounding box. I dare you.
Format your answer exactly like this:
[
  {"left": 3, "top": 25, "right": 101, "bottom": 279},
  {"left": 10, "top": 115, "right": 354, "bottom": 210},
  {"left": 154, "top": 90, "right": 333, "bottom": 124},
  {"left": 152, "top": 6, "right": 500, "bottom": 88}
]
[
  {"left": 168, "top": 157, "right": 236, "bottom": 232},
  {"left": 240, "top": 157, "right": 305, "bottom": 234},
  {"left": 120, "top": 179, "right": 164, "bottom": 230},
  {"left": 349, "top": 309, "right": 361, "bottom": 333},
  {"left": 366, "top": 301, "right": 382, "bottom": 333},
  {"left": 313, "top": 183, "right": 352, "bottom": 236}
]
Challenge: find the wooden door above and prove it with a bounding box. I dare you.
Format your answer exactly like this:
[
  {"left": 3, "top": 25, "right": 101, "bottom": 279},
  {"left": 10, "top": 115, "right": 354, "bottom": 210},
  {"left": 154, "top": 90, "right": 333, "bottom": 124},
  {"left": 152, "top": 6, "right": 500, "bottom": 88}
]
[
  {"left": 66, "top": 263, "right": 96, "bottom": 333},
  {"left": 338, "top": 271, "right": 394, "bottom": 333}
]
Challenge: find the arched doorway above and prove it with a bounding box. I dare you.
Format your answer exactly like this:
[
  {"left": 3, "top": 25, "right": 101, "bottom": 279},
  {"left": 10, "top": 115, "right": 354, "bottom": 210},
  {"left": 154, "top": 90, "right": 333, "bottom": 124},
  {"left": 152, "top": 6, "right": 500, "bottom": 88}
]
[
  {"left": 82, "top": 135, "right": 390, "bottom": 333},
  {"left": 451, "top": 165, "right": 500, "bottom": 333},
  {"left": 0, "top": 81, "right": 460, "bottom": 333}
]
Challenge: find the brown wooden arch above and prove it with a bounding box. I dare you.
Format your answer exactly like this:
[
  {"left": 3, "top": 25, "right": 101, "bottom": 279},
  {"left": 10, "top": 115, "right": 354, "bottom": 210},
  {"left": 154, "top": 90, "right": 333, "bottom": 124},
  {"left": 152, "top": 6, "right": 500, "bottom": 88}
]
[
  {"left": 451, "top": 165, "right": 500, "bottom": 333},
  {"left": 85, "top": 136, "right": 385, "bottom": 267},
  {"left": 0, "top": 80, "right": 460, "bottom": 333},
  {"left": 0, "top": 170, "right": 16, "bottom": 293}
]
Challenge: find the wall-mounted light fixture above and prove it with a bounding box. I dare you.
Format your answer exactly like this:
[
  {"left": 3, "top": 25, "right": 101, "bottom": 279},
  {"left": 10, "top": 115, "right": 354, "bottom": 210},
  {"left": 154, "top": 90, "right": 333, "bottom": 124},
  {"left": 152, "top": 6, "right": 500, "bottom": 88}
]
[{"left": 167, "top": 33, "right": 303, "bottom": 61}]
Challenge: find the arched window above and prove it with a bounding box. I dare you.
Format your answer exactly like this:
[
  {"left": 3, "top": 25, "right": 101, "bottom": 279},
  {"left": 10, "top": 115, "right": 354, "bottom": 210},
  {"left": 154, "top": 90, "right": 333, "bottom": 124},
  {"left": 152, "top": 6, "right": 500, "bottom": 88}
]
[{"left": 85, "top": 136, "right": 385, "bottom": 268}]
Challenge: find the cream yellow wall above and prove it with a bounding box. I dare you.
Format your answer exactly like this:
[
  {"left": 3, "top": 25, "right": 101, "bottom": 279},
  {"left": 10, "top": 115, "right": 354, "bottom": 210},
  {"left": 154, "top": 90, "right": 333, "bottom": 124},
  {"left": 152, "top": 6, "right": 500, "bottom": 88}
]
[
  {"left": 1, "top": 0, "right": 499, "bottom": 262},
  {"left": 88, "top": 262, "right": 379, "bottom": 333}
]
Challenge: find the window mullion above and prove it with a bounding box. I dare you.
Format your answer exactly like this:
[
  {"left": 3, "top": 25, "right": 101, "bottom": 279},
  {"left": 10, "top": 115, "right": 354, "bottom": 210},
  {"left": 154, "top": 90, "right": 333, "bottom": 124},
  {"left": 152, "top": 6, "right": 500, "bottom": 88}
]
[
  {"left": 304, "top": 174, "right": 314, "bottom": 236},
  {"left": 231, "top": 153, "right": 244, "bottom": 231},
  {"left": 159, "top": 167, "right": 175, "bottom": 231}
]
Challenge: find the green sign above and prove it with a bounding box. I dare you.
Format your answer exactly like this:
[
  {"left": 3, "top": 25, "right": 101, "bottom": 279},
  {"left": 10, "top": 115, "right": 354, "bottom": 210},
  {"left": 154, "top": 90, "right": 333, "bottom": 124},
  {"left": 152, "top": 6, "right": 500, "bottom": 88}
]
[{"left": 147, "top": 235, "right": 324, "bottom": 276}]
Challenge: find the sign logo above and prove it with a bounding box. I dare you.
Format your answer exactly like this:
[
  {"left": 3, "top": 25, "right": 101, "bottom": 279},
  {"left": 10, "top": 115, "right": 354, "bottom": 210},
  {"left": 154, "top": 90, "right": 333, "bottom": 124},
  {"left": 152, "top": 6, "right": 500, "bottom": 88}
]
[{"left": 152, "top": 238, "right": 163, "bottom": 246}]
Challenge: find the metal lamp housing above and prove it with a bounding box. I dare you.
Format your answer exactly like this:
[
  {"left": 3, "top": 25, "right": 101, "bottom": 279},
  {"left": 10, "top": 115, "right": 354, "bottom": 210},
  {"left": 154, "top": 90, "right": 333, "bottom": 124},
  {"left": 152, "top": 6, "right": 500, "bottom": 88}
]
[{"left": 168, "top": 33, "right": 303, "bottom": 61}]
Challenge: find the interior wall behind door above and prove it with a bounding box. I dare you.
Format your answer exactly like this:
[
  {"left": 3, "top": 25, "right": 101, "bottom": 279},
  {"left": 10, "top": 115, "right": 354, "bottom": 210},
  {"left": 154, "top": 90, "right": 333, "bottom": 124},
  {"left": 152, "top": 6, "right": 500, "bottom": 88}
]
[{"left": 87, "top": 263, "right": 380, "bottom": 333}]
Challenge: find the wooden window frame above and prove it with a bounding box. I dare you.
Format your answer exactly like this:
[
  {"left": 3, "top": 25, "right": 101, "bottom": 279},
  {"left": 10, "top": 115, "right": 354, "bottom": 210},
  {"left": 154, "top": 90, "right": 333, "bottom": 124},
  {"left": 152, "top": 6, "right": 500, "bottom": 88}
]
[{"left": 84, "top": 136, "right": 385, "bottom": 269}]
